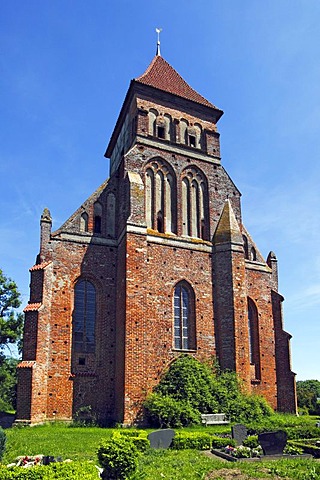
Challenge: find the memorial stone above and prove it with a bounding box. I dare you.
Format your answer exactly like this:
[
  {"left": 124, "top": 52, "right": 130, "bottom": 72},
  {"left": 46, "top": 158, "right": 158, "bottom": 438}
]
[
  {"left": 258, "top": 431, "right": 287, "bottom": 456},
  {"left": 148, "top": 429, "right": 175, "bottom": 449},
  {"left": 231, "top": 424, "right": 248, "bottom": 446}
]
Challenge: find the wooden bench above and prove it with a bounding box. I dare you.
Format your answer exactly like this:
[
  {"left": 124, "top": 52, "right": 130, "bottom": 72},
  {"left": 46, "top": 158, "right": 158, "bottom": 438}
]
[{"left": 201, "top": 413, "right": 229, "bottom": 426}]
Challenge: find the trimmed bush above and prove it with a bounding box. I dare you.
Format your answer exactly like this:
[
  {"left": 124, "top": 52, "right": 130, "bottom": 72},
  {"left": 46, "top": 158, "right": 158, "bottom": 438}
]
[
  {"left": 284, "top": 425, "right": 320, "bottom": 440},
  {"left": 171, "top": 432, "right": 212, "bottom": 450},
  {"left": 211, "top": 437, "right": 236, "bottom": 449},
  {"left": 97, "top": 433, "right": 139, "bottom": 479},
  {"left": 0, "top": 428, "right": 6, "bottom": 462},
  {"left": 0, "top": 462, "right": 98, "bottom": 479},
  {"left": 290, "top": 440, "right": 320, "bottom": 458},
  {"left": 115, "top": 430, "right": 149, "bottom": 452}
]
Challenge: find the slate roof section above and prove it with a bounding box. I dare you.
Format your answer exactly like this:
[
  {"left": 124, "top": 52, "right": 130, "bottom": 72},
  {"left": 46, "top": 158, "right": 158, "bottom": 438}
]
[{"left": 136, "top": 55, "right": 217, "bottom": 109}]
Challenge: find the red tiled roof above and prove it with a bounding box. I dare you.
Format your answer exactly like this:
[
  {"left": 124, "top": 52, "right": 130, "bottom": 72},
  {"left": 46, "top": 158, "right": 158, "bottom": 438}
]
[
  {"left": 30, "top": 262, "right": 51, "bottom": 271},
  {"left": 136, "top": 55, "right": 217, "bottom": 109},
  {"left": 17, "top": 361, "right": 36, "bottom": 368},
  {"left": 23, "top": 303, "right": 42, "bottom": 312}
]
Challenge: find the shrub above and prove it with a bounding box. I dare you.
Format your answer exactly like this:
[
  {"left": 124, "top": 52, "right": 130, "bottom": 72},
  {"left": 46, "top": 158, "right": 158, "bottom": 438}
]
[
  {"left": 171, "top": 432, "right": 212, "bottom": 450},
  {"left": 72, "top": 405, "right": 97, "bottom": 427},
  {"left": 284, "top": 425, "right": 320, "bottom": 440},
  {"left": 243, "top": 435, "right": 259, "bottom": 448},
  {"left": 290, "top": 440, "right": 320, "bottom": 458},
  {"left": 144, "top": 393, "right": 200, "bottom": 428},
  {"left": 116, "top": 430, "right": 149, "bottom": 452},
  {"left": 154, "top": 355, "right": 219, "bottom": 413},
  {"left": 97, "top": 433, "right": 139, "bottom": 479},
  {"left": 128, "top": 436, "right": 149, "bottom": 452},
  {"left": 211, "top": 437, "right": 236, "bottom": 449},
  {"left": 284, "top": 443, "right": 303, "bottom": 455},
  {"left": 0, "top": 428, "right": 6, "bottom": 462},
  {"left": 0, "top": 462, "right": 98, "bottom": 479},
  {"left": 145, "top": 356, "right": 274, "bottom": 427}
]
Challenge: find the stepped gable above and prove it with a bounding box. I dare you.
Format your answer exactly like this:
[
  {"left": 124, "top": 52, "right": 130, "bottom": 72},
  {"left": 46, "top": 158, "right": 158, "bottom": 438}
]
[{"left": 136, "top": 55, "right": 221, "bottom": 111}]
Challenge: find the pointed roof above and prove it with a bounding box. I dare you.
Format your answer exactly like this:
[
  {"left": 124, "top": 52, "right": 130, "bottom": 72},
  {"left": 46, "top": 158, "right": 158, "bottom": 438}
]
[
  {"left": 136, "top": 55, "right": 219, "bottom": 110},
  {"left": 213, "top": 200, "right": 243, "bottom": 245}
]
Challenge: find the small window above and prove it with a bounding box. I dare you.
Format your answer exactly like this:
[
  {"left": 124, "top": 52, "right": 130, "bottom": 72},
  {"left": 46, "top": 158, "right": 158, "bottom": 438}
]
[
  {"left": 243, "top": 235, "right": 249, "bottom": 259},
  {"left": 80, "top": 213, "right": 88, "bottom": 232},
  {"left": 250, "top": 247, "right": 256, "bottom": 261},
  {"left": 94, "top": 202, "right": 102, "bottom": 234},
  {"left": 157, "top": 211, "right": 164, "bottom": 233},
  {"left": 189, "top": 135, "right": 196, "bottom": 147},
  {"left": 79, "top": 357, "right": 85, "bottom": 365},
  {"left": 157, "top": 126, "right": 165, "bottom": 139},
  {"left": 94, "top": 216, "right": 101, "bottom": 234}
]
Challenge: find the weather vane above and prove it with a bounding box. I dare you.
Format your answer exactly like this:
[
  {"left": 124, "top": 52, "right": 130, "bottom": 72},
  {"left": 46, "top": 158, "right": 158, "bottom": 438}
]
[{"left": 156, "top": 28, "right": 162, "bottom": 56}]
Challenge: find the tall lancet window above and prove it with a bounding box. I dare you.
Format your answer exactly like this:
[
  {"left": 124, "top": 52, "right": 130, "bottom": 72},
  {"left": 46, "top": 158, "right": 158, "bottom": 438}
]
[
  {"left": 73, "top": 279, "right": 96, "bottom": 353},
  {"left": 173, "top": 282, "right": 196, "bottom": 350},
  {"left": 247, "top": 298, "right": 261, "bottom": 380},
  {"left": 181, "top": 167, "right": 208, "bottom": 239},
  {"left": 145, "top": 158, "right": 176, "bottom": 234}
]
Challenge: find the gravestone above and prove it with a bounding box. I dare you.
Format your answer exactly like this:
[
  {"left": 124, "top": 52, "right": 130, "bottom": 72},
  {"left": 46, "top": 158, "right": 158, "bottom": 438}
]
[
  {"left": 231, "top": 424, "right": 248, "bottom": 446},
  {"left": 258, "top": 430, "right": 287, "bottom": 456},
  {"left": 148, "top": 429, "right": 175, "bottom": 449}
]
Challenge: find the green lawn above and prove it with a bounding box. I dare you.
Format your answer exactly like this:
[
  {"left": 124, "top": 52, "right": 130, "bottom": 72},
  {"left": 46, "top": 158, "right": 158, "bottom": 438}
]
[{"left": 1, "top": 420, "right": 320, "bottom": 479}]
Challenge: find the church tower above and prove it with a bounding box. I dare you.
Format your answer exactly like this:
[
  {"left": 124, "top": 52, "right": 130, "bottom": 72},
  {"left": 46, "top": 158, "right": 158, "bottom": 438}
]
[{"left": 16, "top": 49, "right": 297, "bottom": 425}]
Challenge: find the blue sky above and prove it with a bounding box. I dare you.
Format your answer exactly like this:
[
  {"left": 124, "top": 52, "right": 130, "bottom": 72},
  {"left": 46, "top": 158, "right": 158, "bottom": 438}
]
[{"left": 1, "top": 1, "right": 319, "bottom": 380}]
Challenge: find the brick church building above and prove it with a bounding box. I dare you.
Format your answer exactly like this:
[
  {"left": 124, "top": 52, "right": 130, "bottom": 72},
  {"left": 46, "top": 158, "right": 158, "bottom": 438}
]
[{"left": 16, "top": 49, "right": 297, "bottom": 425}]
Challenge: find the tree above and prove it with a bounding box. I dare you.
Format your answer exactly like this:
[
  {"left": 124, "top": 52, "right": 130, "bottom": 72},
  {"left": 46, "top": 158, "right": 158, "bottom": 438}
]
[
  {"left": 0, "top": 269, "right": 23, "bottom": 354},
  {"left": 0, "top": 356, "right": 19, "bottom": 411},
  {"left": 297, "top": 380, "right": 320, "bottom": 414}
]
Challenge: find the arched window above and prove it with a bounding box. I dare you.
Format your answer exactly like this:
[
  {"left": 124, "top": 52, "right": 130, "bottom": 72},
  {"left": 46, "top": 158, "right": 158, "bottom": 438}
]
[
  {"left": 106, "top": 193, "right": 116, "bottom": 237},
  {"left": 247, "top": 298, "right": 260, "bottom": 379},
  {"left": 250, "top": 247, "right": 256, "bottom": 261},
  {"left": 173, "top": 282, "right": 196, "bottom": 350},
  {"left": 94, "top": 202, "right": 102, "bottom": 234},
  {"left": 181, "top": 167, "right": 208, "bottom": 239},
  {"left": 145, "top": 158, "right": 176, "bottom": 234},
  {"left": 243, "top": 235, "right": 249, "bottom": 259},
  {"left": 73, "top": 279, "right": 96, "bottom": 353},
  {"left": 80, "top": 212, "right": 88, "bottom": 232}
]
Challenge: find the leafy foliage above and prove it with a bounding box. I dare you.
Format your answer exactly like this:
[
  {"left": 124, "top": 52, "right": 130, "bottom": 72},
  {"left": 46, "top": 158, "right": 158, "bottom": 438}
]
[
  {"left": 144, "top": 393, "right": 200, "bottom": 428},
  {"left": 297, "top": 380, "right": 320, "bottom": 415},
  {"left": 154, "top": 355, "right": 219, "bottom": 412},
  {"left": 0, "top": 428, "right": 6, "bottom": 461},
  {"left": 0, "top": 357, "right": 19, "bottom": 411},
  {"left": 145, "top": 355, "right": 273, "bottom": 426},
  {"left": 0, "top": 270, "right": 23, "bottom": 354},
  {"left": 97, "top": 433, "right": 139, "bottom": 479},
  {"left": 0, "top": 462, "right": 99, "bottom": 479},
  {"left": 171, "top": 431, "right": 212, "bottom": 450}
]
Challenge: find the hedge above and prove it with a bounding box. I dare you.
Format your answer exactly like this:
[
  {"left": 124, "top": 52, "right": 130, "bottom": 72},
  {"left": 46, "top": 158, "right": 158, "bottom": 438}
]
[
  {"left": 170, "top": 432, "right": 236, "bottom": 450},
  {"left": 171, "top": 432, "right": 212, "bottom": 450},
  {"left": 0, "top": 462, "right": 99, "bottom": 479},
  {"left": 289, "top": 440, "right": 320, "bottom": 458}
]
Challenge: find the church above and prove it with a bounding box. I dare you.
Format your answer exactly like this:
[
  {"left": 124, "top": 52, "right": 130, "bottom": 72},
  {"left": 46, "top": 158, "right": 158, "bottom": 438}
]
[{"left": 16, "top": 46, "right": 297, "bottom": 425}]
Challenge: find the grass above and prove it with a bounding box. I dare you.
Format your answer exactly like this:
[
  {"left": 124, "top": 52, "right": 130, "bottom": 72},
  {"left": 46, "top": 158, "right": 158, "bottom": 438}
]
[
  {"left": 136, "top": 451, "right": 320, "bottom": 479},
  {"left": 1, "top": 417, "right": 320, "bottom": 479},
  {"left": 2, "top": 424, "right": 114, "bottom": 463}
]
